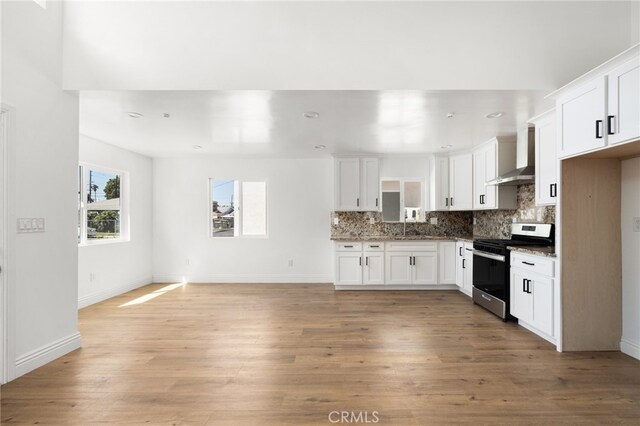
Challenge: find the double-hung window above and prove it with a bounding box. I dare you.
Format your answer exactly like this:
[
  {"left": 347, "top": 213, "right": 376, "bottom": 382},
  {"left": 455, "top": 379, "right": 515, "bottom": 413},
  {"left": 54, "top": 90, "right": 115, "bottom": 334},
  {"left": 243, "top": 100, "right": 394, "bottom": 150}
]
[
  {"left": 210, "top": 179, "right": 267, "bottom": 238},
  {"left": 78, "top": 164, "right": 128, "bottom": 244}
]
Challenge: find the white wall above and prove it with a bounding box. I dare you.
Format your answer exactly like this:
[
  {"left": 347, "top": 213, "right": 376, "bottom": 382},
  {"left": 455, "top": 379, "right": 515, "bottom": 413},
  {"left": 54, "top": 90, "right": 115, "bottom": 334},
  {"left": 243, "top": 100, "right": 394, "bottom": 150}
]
[
  {"left": 621, "top": 157, "right": 640, "bottom": 360},
  {"left": 153, "top": 158, "right": 333, "bottom": 283},
  {"left": 78, "top": 135, "right": 153, "bottom": 308},
  {"left": 63, "top": 1, "right": 639, "bottom": 90},
  {"left": 1, "top": 0, "right": 80, "bottom": 379}
]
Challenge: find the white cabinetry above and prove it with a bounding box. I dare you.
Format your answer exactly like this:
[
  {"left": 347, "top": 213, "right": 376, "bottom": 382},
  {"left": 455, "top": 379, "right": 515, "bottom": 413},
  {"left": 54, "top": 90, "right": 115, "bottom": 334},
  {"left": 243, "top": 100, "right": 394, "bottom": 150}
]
[
  {"left": 449, "top": 153, "right": 473, "bottom": 211},
  {"left": 430, "top": 156, "right": 450, "bottom": 211},
  {"left": 608, "top": 58, "right": 640, "bottom": 145},
  {"left": 334, "top": 157, "right": 380, "bottom": 211},
  {"left": 438, "top": 241, "right": 456, "bottom": 284},
  {"left": 552, "top": 45, "right": 639, "bottom": 158},
  {"left": 334, "top": 241, "right": 458, "bottom": 288},
  {"left": 556, "top": 78, "right": 607, "bottom": 158},
  {"left": 530, "top": 110, "right": 558, "bottom": 206},
  {"left": 510, "top": 252, "right": 556, "bottom": 343},
  {"left": 455, "top": 241, "right": 474, "bottom": 296},
  {"left": 334, "top": 242, "right": 385, "bottom": 285},
  {"left": 472, "top": 137, "right": 517, "bottom": 210},
  {"left": 385, "top": 242, "right": 439, "bottom": 286}
]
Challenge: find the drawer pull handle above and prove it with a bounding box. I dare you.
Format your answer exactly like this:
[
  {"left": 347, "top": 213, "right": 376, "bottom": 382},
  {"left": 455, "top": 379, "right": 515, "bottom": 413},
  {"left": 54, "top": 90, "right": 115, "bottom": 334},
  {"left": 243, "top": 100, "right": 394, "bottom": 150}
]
[
  {"left": 522, "top": 261, "right": 535, "bottom": 266},
  {"left": 370, "top": 245, "right": 380, "bottom": 248},
  {"left": 344, "top": 245, "right": 354, "bottom": 248}
]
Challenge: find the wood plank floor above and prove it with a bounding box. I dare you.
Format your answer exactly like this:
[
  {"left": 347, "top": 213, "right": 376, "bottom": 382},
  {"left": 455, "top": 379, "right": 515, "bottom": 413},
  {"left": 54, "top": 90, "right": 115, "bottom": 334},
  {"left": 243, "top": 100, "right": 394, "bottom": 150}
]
[{"left": 1, "top": 283, "right": 639, "bottom": 425}]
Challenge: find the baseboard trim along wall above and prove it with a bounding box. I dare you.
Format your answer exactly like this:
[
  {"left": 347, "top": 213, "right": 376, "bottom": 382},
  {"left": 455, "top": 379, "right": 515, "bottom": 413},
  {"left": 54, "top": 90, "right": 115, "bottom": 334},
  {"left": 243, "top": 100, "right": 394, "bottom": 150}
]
[
  {"left": 620, "top": 338, "right": 640, "bottom": 360},
  {"left": 335, "top": 284, "right": 459, "bottom": 291},
  {"left": 15, "top": 332, "right": 82, "bottom": 379},
  {"left": 78, "top": 277, "right": 152, "bottom": 309},
  {"left": 152, "top": 274, "right": 333, "bottom": 284}
]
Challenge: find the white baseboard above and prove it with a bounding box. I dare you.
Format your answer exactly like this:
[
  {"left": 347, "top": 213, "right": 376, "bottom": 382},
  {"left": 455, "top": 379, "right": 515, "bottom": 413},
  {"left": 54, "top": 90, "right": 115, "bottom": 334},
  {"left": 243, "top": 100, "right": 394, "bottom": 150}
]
[
  {"left": 152, "top": 274, "right": 333, "bottom": 284},
  {"left": 14, "top": 332, "right": 81, "bottom": 379},
  {"left": 78, "top": 277, "right": 152, "bottom": 309},
  {"left": 335, "top": 284, "right": 459, "bottom": 291},
  {"left": 621, "top": 337, "right": 640, "bottom": 360}
]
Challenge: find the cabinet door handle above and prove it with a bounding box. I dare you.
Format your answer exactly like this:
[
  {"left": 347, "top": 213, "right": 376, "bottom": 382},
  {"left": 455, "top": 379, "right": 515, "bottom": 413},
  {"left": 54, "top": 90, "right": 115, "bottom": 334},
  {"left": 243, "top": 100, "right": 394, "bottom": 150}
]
[
  {"left": 522, "top": 261, "right": 535, "bottom": 266},
  {"left": 550, "top": 183, "right": 557, "bottom": 198},
  {"left": 459, "top": 247, "right": 463, "bottom": 256},
  {"left": 356, "top": 198, "right": 360, "bottom": 207},
  {"left": 607, "top": 115, "right": 615, "bottom": 135},
  {"left": 462, "top": 258, "right": 466, "bottom": 269},
  {"left": 359, "top": 257, "right": 362, "bottom": 266},
  {"left": 526, "top": 279, "right": 532, "bottom": 294},
  {"left": 370, "top": 245, "right": 380, "bottom": 248},
  {"left": 409, "top": 256, "right": 412, "bottom": 266},
  {"left": 376, "top": 198, "right": 379, "bottom": 207},
  {"left": 595, "top": 120, "right": 603, "bottom": 139},
  {"left": 465, "top": 248, "right": 473, "bottom": 252},
  {"left": 522, "top": 278, "right": 527, "bottom": 293},
  {"left": 366, "top": 256, "right": 368, "bottom": 266},
  {"left": 450, "top": 197, "right": 454, "bottom": 206},
  {"left": 344, "top": 245, "right": 353, "bottom": 248},
  {"left": 445, "top": 197, "right": 449, "bottom": 207},
  {"left": 413, "top": 256, "right": 416, "bottom": 266}
]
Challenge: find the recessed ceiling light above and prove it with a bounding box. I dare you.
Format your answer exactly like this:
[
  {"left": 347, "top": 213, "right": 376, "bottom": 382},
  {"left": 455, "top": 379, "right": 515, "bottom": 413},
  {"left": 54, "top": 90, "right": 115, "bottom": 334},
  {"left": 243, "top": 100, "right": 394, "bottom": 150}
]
[
  {"left": 485, "top": 111, "right": 504, "bottom": 119},
  {"left": 314, "top": 144, "right": 326, "bottom": 149},
  {"left": 446, "top": 112, "right": 455, "bottom": 118},
  {"left": 126, "top": 112, "right": 143, "bottom": 118},
  {"left": 303, "top": 111, "right": 320, "bottom": 119},
  {"left": 440, "top": 144, "right": 453, "bottom": 149},
  {"left": 193, "top": 145, "right": 203, "bottom": 150},
  {"left": 163, "top": 113, "right": 170, "bottom": 118}
]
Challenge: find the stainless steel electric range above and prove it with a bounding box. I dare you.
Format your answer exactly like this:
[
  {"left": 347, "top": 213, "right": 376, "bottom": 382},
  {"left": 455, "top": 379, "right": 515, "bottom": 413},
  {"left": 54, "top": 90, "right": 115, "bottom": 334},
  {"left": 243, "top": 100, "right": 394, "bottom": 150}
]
[{"left": 472, "top": 223, "right": 554, "bottom": 320}]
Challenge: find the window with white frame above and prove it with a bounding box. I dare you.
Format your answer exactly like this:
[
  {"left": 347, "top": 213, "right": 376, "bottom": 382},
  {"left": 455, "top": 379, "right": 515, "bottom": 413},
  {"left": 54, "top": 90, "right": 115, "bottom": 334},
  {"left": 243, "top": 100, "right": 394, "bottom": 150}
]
[
  {"left": 78, "top": 165, "right": 127, "bottom": 244},
  {"left": 210, "top": 179, "right": 267, "bottom": 237}
]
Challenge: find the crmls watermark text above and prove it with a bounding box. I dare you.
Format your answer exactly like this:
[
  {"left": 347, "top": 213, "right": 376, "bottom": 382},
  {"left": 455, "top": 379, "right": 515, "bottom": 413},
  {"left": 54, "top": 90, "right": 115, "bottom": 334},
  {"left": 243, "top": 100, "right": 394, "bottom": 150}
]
[{"left": 328, "top": 411, "right": 380, "bottom": 423}]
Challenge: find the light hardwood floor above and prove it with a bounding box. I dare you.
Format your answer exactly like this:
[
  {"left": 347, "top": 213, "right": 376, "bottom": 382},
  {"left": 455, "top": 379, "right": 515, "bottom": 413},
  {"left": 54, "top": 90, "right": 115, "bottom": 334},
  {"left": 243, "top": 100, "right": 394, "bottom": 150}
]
[{"left": 1, "top": 283, "right": 639, "bottom": 425}]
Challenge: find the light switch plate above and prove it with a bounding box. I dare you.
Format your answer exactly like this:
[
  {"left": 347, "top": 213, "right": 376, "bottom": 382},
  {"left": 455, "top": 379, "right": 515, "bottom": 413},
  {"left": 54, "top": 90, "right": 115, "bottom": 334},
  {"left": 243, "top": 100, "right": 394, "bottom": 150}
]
[
  {"left": 17, "top": 218, "right": 45, "bottom": 233},
  {"left": 634, "top": 217, "right": 640, "bottom": 232},
  {"left": 333, "top": 218, "right": 339, "bottom": 225}
]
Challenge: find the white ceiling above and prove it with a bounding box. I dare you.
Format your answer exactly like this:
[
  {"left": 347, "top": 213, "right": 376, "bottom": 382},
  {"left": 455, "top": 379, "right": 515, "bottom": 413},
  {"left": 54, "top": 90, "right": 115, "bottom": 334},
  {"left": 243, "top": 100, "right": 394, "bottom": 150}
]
[{"left": 80, "top": 90, "right": 553, "bottom": 158}]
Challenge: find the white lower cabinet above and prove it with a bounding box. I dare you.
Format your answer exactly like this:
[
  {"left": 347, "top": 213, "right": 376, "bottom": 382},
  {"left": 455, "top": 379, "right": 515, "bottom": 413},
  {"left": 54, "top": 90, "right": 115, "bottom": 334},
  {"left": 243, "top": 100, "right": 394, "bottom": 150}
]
[
  {"left": 363, "top": 251, "right": 384, "bottom": 285},
  {"left": 334, "top": 241, "right": 455, "bottom": 287},
  {"left": 438, "top": 242, "right": 456, "bottom": 284},
  {"left": 455, "top": 241, "right": 474, "bottom": 296},
  {"left": 510, "top": 252, "right": 555, "bottom": 343}
]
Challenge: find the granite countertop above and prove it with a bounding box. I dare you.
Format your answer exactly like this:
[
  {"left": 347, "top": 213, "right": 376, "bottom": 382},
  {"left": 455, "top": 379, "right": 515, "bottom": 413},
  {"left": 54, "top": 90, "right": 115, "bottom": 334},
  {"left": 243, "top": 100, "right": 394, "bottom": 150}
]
[
  {"left": 508, "top": 245, "right": 556, "bottom": 258},
  {"left": 331, "top": 235, "right": 474, "bottom": 242}
]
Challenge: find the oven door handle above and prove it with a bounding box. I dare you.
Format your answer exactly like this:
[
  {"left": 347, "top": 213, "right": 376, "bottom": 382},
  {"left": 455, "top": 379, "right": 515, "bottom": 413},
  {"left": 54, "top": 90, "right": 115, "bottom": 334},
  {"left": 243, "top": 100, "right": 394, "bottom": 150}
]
[{"left": 474, "top": 251, "right": 505, "bottom": 262}]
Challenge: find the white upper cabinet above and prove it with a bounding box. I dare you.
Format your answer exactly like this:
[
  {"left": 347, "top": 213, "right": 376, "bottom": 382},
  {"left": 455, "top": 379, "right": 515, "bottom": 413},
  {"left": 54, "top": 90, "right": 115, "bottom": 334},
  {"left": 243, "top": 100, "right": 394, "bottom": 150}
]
[
  {"left": 530, "top": 110, "right": 557, "bottom": 206},
  {"left": 472, "top": 137, "right": 517, "bottom": 210},
  {"left": 607, "top": 58, "right": 640, "bottom": 145},
  {"left": 556, "top": 77, "right": 607, "bottom": 158},
  {"left": 449, "top": 153, "right": 473, "bottom": 211},
  {"left": 430, "top": 156, "right": 450, "bottom": 211},
  {"left": 552, "top": 45, "right": 639, "bottom": 158},
  {"left": 334, "top": 157, "right": 380, "bottom": 211}
]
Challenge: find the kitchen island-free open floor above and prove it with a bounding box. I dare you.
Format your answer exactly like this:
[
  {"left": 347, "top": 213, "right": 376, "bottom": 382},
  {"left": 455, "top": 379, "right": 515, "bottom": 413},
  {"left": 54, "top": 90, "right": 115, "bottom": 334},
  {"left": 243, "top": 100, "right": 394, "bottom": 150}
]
[{"left": 1, "top": 283, "right": 638, "bottom": 425}]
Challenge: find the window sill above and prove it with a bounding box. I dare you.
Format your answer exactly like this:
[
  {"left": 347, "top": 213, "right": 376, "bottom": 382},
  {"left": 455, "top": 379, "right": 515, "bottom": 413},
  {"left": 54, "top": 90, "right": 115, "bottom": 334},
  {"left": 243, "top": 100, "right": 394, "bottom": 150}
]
[{"left": 79, "top": 238, "right": 130, "bottom": 247}]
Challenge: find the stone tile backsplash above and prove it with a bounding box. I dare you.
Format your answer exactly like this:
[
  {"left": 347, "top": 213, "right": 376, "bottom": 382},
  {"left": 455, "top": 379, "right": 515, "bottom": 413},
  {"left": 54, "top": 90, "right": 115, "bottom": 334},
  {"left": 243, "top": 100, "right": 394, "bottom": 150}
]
[
  {"left": 473, "top": 184, "right": 555, "bottom": 239},
  {"left": 331, "top": 184, "right": 555, "bottom": 240}
]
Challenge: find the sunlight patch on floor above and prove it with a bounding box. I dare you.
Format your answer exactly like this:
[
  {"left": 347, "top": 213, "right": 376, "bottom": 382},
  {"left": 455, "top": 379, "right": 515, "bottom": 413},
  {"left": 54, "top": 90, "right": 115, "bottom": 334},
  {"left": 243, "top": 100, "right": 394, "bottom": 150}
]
[{"left": 119, "top": 283, "right": 184, "bottom": 307}]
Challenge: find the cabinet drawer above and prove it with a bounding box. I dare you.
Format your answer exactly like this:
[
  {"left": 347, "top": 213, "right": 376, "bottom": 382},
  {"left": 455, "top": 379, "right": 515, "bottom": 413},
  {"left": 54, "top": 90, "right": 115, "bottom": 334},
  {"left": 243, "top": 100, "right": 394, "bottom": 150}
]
[
  {"left": 335, "top": 242, "right": 363, "bottom": 251},
  {"left": 511, "top": 252, "right": 554, "bottom": 277},
  {"left": 364, "top": 242, "right": 384, "bottom": 251},
  {"left": 385, "top": 241, "right": 438, "bottom": 252}
]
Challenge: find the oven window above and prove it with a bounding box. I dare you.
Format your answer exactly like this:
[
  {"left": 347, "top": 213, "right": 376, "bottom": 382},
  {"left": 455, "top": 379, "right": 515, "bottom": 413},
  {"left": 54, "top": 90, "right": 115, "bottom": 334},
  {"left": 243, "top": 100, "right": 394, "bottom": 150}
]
[{"left": 473, "top": 253, "right": 507, "bottom": 300}]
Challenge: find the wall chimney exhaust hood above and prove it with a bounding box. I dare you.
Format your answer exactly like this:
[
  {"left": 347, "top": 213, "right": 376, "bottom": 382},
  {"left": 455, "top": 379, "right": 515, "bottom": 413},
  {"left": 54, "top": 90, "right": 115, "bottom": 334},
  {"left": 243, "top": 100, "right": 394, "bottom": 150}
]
[{"left": 486, "top": 126, "right": 535, "bottom": 186}]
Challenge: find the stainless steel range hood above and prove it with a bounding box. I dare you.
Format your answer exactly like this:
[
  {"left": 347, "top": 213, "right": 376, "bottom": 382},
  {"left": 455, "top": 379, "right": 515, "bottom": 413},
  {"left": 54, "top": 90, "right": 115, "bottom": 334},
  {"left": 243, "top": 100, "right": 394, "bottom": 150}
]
[{"left": 486, "top": 126, "right": 535, "bottom": 186}]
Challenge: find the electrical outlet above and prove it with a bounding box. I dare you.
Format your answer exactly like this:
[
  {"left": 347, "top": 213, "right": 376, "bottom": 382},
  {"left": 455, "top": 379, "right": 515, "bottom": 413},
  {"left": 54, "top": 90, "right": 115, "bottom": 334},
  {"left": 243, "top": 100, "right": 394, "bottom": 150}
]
[
  {"left": 369, "top": 217, "right": 375, "bottom": 224},
  {"left": 333, "top": 217, "right": 339, "bottom": 225},
  {"left": 17, "top": 218, "right": 45, "bottom": 233},
  {"left": 89, "top": 273, "right": 95, "bottom": 282},
  {"left": 634, "top": 217, "right": 640, "bottom": 232},
  {"left": 430, "top": 217, "right": 438, "bottom": 225}
]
